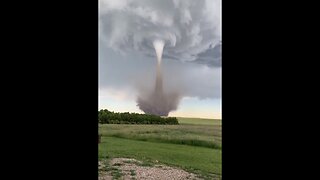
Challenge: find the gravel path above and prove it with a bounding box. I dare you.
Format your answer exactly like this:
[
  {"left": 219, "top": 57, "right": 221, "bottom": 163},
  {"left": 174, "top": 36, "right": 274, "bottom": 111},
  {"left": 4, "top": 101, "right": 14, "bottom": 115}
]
[{"left": 99, "top": 158, "right": 201, "bottom": 180}]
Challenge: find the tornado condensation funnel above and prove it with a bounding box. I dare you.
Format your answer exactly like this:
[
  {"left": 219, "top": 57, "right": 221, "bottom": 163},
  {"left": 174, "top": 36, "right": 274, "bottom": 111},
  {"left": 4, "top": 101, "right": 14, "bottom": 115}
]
[{"left": 153, "top": 39, "right": 165, "bottom": 64}]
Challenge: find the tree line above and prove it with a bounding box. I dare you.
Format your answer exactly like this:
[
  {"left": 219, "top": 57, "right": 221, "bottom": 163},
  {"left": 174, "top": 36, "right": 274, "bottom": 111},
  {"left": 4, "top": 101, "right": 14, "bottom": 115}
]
[{"left": 98, "top": 109, "right": 179, "bottom": 125}]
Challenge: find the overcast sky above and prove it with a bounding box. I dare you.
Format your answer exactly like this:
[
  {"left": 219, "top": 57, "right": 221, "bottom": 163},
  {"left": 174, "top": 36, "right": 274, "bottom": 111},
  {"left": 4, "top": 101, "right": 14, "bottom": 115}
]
[{"left": 99, "top": 0, "right": 221, "bottom": 119}]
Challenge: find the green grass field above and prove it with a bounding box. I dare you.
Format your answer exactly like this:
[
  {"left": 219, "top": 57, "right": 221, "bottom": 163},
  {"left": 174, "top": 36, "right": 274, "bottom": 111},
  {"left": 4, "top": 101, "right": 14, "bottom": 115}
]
[
  {"left": 99, "top": 117, "right": 222, "bottom": 179},
  {"left": 177, "top": 117, "right": 222, "bottom": 125}
]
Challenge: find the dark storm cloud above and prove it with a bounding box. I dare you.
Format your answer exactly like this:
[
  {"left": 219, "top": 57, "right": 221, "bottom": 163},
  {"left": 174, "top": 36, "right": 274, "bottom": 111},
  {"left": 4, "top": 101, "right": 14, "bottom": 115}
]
[
  {"left": 193, "top": 42, "right": 221, "bottom": 67},
  {"left": 99, "top": 0, "right": 221, "bottom": 66}
]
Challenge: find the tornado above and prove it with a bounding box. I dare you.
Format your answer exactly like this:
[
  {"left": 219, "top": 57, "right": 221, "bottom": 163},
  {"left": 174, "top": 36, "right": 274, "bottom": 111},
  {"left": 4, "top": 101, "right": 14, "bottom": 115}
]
[
  {"left": 137, "top": 40, "right": 181, "bottom": 116},
  {"left": 153, "top": 39, "right": 164, "bottom": 95}
]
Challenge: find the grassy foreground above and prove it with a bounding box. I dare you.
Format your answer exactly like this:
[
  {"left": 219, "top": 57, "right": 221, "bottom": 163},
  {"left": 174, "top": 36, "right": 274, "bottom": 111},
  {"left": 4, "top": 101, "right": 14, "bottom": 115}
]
[
  {"left": 98, "top": 117, "right": 222, "bottom": 178},
  {"left": 99, "top": 137, "right": 221, "bottom": 178}
]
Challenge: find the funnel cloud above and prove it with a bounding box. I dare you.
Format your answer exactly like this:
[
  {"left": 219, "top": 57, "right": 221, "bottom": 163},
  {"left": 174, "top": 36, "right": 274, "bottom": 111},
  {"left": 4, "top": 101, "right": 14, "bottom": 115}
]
[{"left": 137, "top": 39, "right": 181, "bottom": 116}]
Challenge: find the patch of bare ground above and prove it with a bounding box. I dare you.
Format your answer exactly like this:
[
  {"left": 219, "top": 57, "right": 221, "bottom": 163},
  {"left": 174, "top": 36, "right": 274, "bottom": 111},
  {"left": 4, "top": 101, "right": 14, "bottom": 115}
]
[{"left": 99, "top": 158, "right": 207, "bottom": 180}]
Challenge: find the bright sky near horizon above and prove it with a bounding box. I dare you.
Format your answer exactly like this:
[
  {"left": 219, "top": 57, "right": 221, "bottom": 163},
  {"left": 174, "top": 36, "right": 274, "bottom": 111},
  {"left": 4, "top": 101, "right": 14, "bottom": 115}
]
[{"left": 99, "top": 93, "right": 221, "bottom": 119}]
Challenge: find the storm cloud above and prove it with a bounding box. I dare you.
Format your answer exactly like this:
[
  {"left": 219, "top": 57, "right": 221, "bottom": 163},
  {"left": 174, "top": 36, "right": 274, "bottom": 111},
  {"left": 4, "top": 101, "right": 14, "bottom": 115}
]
[
  {"left": 99, "top": 0, "right": 221, "bottom": 67},
  {"left": 99, "top": 0, "right": 221, "bottom": 116}
]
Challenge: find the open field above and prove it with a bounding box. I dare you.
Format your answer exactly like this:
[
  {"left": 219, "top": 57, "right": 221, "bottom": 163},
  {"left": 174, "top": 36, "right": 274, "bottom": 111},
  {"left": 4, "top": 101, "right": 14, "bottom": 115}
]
[
  {"left": 99, "top": 123, "right": 221, "bottom": 148},
  {"left": 177, "top": 117, "right": 222, "bottom": 125},
  {"left": 99, "top": 137, "right": 221, "bottom": 179},
  {"left": 98, "top": 117, "right": 222, "bottom": 179}
]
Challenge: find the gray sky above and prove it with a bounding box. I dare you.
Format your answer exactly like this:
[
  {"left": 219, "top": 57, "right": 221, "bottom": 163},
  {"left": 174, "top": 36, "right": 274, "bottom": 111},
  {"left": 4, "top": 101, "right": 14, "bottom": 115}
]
[{"left": 99, "top": 0, "right": 221, "bottom": 119}]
